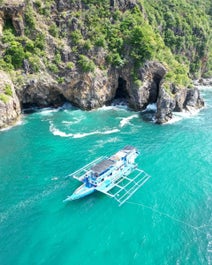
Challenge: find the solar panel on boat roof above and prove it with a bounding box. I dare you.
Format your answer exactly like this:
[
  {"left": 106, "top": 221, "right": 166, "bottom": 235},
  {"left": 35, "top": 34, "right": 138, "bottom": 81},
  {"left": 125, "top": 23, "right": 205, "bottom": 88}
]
[
  {"left": 91, "top": 159, "right": 114, "bottom": 175},
  {"left": 122, "top": 145, "right": 135, "bottom": 151}
]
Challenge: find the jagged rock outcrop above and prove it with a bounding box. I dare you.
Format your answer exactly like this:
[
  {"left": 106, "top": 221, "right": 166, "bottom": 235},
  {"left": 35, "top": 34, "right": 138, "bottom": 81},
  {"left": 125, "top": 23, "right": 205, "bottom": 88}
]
[
  {"left": 63, "top": 68, "right": 118, "bottom": 109},
  {"left": 156, "top": 85, "right": 204, "bottom": 124},
  {"left": 184, "top": 87, "right": 204, "bottom": 111},
  {"left": 0, "top": 71, "right": 21, "bottom": 129},
  {"left": 62, "top": 60, "right": 167, "bottom": 111},
  {"left": 129, "top": 62, "right": 204, "bottom": 124},
  {"left": 56, "top": 0, "right": 82, "bottom": 12},
  {"left": 110, "top": 0, "right": 137, "bottom": 11},
  {"left": 129, "top": 61, "right": 167, "bottom": 110},
  {"left": 155, "top": 88, "right": 175, "bottom": 124},
  {"left": 0, "top": 1, "right": 25, "bottom": 36},
  {"left": 194, "top": 78, "right": 212, "bottom": 86},
  {"left": 17, "top": 74, "right": 65, "bottom": 108}
]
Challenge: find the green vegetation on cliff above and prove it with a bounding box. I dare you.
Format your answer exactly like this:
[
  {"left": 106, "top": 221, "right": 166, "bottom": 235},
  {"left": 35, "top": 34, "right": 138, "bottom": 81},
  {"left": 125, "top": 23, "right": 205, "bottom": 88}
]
[
  {"left": 142, "top": 0, "right": 212, "bottom": 78},
  {"left": 0, "top": 0, "right": 211, "bottom": 92}
]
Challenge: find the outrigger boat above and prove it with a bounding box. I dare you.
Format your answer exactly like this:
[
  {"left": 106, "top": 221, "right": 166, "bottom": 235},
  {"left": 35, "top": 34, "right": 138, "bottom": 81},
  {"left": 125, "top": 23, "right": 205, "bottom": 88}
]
[{"left": 63, "top": 146, "right": 151, "bottom": 206}]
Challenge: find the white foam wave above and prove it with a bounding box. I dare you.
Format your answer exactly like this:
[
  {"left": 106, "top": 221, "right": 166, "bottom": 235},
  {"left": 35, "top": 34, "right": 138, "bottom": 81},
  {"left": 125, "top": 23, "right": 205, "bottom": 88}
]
[
  {"left": 166, "top": 107, "right": 201, "bottom": 124},
  {"left": 38, "top": 108, "right": 59, "bottom": 116},
  {"left": 95, "top": 137, "right": 120, "bottom": 148},
  {"left": 49, "top": 122, "right": 73, "bottom": 137},
  {"left": 62, "top": 116, "right": 84, "bottom": 126},
  {"left": 73, "top": 129, "right": 120, "bottom": 138},
  {"left": 96, "top": 137, "right": 119, "bottom": 145},
  {"left": 166, "top": 116, "right": 182, "bottom": 124},
  {"left": 61, "top": 121, "right": 73, "bottom": 125},
  {"left": 144, "top": 103, "right": 157, "bottom": 112},
  {"left": 49, "top": 122, "right": 119, "bottom": 138},
  {"left": 119, "top": 114, "right": 138, "bottom": 128},
  {"left": 37, "top": 103, "right": 76, "bottom": 116},
  {"left": 97, "top": 104, "right": 128, "bottom": 112},
  {"left": 60, "top": 102, "right": 75, "bottom": 109},
  {"left": 0, "top": 119, "right": 24, "bottom": 132},
  {"left": 197, "top": 84, "right": 212, "bottom": 90},
  {"left": 103, "top": 129, "right": 120, "bottom": 134}
]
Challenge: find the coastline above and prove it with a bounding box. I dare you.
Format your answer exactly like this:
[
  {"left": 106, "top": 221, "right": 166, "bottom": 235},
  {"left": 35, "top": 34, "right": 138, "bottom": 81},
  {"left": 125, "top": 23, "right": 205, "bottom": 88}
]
[
  {"left": 0, "top": 116, "right": 23, "bottom": 132},
  {"left": 0, "top": 79, "right": 211, "bottom": 131},
  {"left": 193, "top": 78, "right": 212, "bottom": 87}
]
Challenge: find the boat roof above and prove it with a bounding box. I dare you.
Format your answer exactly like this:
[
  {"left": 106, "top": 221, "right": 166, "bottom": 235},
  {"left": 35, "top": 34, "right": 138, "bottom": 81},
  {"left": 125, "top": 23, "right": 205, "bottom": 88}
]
[
  {"left": 123, "top": 145, "right": 135, "bottom": 151},
  {"left": 91, "top": 159, "right": 114, "bottom": 175},
  {"left": 91, "top": 146, "right": 137, "bottom": 176},
  {"left": 110, "top": 146, "right": 136, "bottom": 160}
]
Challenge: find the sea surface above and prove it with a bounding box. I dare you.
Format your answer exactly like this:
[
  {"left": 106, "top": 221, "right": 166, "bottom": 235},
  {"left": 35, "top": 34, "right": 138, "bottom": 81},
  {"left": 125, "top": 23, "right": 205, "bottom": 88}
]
[{"left": 0, "top": 87, "right": 211, "bottom": 265}]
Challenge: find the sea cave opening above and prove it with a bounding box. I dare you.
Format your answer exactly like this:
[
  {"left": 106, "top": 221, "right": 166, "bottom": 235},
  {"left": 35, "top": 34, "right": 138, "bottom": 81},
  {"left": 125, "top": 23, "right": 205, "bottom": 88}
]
[
  {"left": 148, "top": 75, "right": 161, "bottom": 104},
  {"left": 140, "top": 74, "right": 162, "bottom": 122},
  {"left": 113, "top": 77, "right": 130, "bottom": 105},
  {"left": 21, "top": 93, "right": 67, "bottom": 114}
]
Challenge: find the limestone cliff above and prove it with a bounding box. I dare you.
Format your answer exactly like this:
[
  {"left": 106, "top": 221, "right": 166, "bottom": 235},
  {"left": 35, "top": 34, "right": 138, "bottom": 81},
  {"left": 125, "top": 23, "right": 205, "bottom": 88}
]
[
  {"left": 0, "top": 71, "right": 21, "bottom": 129},
  {"left": 0, "top": 0, "right": 209, "bottom": 128}
]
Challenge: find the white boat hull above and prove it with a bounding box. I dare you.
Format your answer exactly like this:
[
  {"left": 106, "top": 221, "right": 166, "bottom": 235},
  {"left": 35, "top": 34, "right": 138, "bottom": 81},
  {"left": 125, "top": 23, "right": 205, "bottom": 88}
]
[{"left": 63, "top": 184, "right": 95, "bottom": 202}]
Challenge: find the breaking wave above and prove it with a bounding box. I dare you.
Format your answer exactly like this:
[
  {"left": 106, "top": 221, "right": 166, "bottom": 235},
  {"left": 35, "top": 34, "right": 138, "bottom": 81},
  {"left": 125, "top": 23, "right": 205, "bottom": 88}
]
[
  {"left": 61, "top": 116, "right": 85, "bottom": 126},
  {"left": 73, "top": 129, "right": 120, "bottom": 138},
  {"left": 143, "top": 103, "right": 157, "bottom": 112},
  {"left": 0, "top": 119, "right": 24, "bottom": 132},
  {"left": 49, "top": 122, "right": 119, "bottom": 138},
  {"left": 97, "top": 104, "right": 128, "bottom": 112},
  {"left": 50, "top": 123, "right": 73, "bottom": 137},
  {"left": 119, "top": 114, "right": 138, "bottom": 128},
  {"left": 167, "top": 108, "right": 201, "bottom": 124}
]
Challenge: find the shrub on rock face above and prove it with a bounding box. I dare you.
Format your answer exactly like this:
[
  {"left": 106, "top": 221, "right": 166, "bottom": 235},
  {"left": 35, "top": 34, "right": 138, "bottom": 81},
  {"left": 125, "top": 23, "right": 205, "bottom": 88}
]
[
  {"left": 78, "top": 55, "right": 95, "bottom": 72},
  {"left": 0, "top": 94, "right": 9, "bottom": 104},
  {"left": 0, "top": 83, "right": 13, "bottom": 103},
  {"left": 70, "top": 30, "right": 83, "bottom": 45},
  {"left": 34, "top": 33, "right": 46, "bottom": 50},
  {"left": 4, "top": 84, "right": 12, "bottom": 96},
  {"left": 25, "top": 6, "right": 36, "bottom": 35},
  {"left": 28, "top": 56, "right": 41, "bottom": 72},
  {"left": 106, "top": 53, "right": 125, "bottom": 67},
  {"left": 134, "top": 79, "right": 143, "bottom": 88},
  {"left": 128, "top": 26, "right": 155, "bottom": 67},
  {"left": 66, "top": 62, "right": 74, "bottom": 70},
  {"left": 5, "top": 41, "right": 25, "bottom": 69},
  {"left": 49, "top": 23, "right": 59, "bottom": 37},
  {"left": 48, "top": 63, "right": 59, "bottom": 74}
]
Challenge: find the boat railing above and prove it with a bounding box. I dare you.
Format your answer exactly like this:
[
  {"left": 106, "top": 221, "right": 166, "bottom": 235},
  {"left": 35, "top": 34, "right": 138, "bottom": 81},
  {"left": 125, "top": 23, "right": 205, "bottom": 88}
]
[
  {"left": 66, "top": 156, "right": 108, "bottom": 181},
  {"left": 97, "top": 168, "right": 151, "bottom": 206}
]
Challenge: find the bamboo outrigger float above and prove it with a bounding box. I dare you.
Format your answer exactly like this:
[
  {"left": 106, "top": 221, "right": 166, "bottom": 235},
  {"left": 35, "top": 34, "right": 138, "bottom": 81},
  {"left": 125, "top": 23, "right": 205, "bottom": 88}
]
[{"left": 63, "top": 146, "right": 151, "bottom": 206}]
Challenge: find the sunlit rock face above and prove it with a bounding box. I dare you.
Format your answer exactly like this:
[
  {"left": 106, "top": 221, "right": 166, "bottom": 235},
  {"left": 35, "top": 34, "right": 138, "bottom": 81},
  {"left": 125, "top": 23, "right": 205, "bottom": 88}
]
[{"left": 0, "top": 71, "right": 21, "bottom": 129}]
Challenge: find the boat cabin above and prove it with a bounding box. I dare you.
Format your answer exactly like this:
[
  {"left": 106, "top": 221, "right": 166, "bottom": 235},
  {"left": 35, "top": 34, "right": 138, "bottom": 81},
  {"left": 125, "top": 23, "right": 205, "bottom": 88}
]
[{"left": 87, "top": 145, "right": 138, "bottom": 187}]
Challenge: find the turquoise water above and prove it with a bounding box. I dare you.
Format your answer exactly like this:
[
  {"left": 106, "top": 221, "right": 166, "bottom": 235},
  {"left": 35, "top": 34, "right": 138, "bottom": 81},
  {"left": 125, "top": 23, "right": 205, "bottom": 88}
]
[{"left": 0, "top": 88, "right": 211, "bottom": 265}]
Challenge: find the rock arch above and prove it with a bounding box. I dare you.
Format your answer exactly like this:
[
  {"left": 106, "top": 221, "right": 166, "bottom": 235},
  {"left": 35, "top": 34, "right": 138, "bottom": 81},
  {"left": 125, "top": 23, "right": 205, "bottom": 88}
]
[{"left": 129, "top": 61, "right": 167, "bottom": 110}]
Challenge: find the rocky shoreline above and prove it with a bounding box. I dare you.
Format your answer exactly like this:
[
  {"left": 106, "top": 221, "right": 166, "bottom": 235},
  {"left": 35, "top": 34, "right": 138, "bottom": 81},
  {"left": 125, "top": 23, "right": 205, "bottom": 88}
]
[
  {"left": 193, "top": 78, "right": 212, "bottom": 87},
  {"left": 0, "top": 64, "right": 208, "bottom": 129}
]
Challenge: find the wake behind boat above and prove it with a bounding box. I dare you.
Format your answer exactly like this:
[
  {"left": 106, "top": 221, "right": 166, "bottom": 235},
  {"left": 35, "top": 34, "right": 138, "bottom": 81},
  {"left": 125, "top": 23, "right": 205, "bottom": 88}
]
[{"left": 63, "top": 146, "right": 151, "bottom": 206}]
